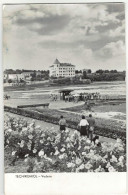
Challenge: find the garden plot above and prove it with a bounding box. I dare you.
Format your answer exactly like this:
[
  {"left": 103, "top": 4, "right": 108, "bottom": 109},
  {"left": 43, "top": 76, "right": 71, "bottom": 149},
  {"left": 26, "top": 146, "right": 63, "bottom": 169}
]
[{"left": 4, "top": 113, "right": 126, "bottom": 173}]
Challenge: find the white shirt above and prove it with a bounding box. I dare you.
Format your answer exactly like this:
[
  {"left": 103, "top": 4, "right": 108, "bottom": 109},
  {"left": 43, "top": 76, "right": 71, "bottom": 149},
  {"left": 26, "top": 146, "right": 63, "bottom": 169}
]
[{"left": 80, "top": 119, "right": 89, "bottom": 127}]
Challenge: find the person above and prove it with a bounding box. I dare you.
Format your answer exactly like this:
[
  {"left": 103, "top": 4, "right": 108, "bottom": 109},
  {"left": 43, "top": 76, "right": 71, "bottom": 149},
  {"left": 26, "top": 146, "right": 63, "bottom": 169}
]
[
  {"left": 79, "top": 115, "right": 89, "bottom": 136},
  {"left": 59, "top": 115, "right": 66, "bottom": 131},
  {"left": 87, "top": 114, "right": 95, "bottom": 141}
]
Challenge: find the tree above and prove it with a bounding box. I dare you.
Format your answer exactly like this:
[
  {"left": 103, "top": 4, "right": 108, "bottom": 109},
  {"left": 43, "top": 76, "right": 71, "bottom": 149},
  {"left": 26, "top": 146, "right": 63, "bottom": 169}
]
[
  {"left": 82, "top": 71, "right": 87, "bottom": 79},
  {"left": 110, "top": 70, "right": 117, "bottom": 73},
  {"left": 88, "top": 69, "right": 92, "bottom": 74},
  {"left": 104, "top": 70, "right": 109, "bottom": 73},
  {"left": 96, "top": 69, "right": 104, "bottom": 74},
  {"left": 75, "top": 70, "right": 79, "bottom": 74}
]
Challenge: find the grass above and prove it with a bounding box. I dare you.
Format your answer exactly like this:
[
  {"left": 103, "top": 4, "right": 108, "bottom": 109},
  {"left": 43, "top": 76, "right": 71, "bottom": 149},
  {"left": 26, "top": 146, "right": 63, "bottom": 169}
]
[
  {"left": 27, "top": 106, "right": 126, "bottom": 132},
  {"left": 62, "top": 101, "right": 126, "bottom": 114}
]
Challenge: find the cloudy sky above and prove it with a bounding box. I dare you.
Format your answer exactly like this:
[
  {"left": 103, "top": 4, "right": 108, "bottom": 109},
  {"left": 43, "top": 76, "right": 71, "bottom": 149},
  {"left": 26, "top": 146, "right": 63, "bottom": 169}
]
[{"left": 3, "top": 3, "right": 125, "bottom": 71}]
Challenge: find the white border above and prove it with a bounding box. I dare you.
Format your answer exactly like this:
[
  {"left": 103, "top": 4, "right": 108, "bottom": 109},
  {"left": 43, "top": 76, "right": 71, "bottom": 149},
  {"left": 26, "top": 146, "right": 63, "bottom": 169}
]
[{"left": 0, "top": 0, "right": 127, "bottom": 195}]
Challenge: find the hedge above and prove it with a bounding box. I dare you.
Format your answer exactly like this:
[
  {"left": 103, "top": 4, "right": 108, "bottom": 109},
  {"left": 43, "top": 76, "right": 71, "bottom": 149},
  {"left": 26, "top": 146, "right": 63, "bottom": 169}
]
[{"left": 4, "top": 106, "right": 126, "bottom": 142}]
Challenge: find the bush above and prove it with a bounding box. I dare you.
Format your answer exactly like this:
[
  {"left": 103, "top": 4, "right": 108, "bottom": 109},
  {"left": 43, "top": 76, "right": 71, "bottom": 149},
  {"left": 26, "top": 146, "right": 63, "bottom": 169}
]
[{"left": 4, "top": 114, "right": 126, "bottom": 172}]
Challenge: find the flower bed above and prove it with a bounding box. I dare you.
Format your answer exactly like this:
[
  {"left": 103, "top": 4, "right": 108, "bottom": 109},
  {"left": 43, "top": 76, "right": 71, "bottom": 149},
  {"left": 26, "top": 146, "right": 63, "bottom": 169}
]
[
  {"left": 4, "top": 106, "right": 126, "bottom": 141},
  {"left": 4, "top": 114, "right": 126, "bottom": 172}
]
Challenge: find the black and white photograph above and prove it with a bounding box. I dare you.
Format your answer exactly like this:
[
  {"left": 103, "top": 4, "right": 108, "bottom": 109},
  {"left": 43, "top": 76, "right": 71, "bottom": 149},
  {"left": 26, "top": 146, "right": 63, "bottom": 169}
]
[{"left": 3, "top": 2, "right": 126, "bottom": 176}]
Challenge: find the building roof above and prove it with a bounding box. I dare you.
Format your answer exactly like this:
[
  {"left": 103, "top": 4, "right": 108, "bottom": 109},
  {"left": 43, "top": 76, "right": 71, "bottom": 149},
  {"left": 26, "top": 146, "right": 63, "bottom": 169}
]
[
  {"left": 60, "top": 63, "right": 75, "bottom": 67},
  {"left": 50, "top": 59, "right": 75, "bottom": 67},
  {"left": 59, "top": 89, "right": 73, "bottom": 93},
  {"left": 53, "top": 58, "right": 60, "bottom": 64}
]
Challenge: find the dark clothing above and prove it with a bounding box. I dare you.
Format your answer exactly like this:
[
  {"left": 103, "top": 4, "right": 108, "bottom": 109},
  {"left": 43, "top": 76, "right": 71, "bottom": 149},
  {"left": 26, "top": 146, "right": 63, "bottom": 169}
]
[
  {"left": 87, "top": 118, "right": 95, "bottom": 127},
  {"left": 60, "top": 125, "right": 66, "bottom": 131},
  {"left": 88, "top": 131, "right": 93, "bottom": 141},
  {"left": 88, "top": 117, "right": 95, "bottom": 141},
  {"left": 80, "top": 126, "right": 88, "bottom": 136}
]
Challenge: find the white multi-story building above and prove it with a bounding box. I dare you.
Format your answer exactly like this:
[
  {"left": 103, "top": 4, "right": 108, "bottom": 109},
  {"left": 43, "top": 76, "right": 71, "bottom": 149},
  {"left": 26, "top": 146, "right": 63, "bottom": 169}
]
[{"left": 49, "top": 59, "right": 75, "bottom": 78}]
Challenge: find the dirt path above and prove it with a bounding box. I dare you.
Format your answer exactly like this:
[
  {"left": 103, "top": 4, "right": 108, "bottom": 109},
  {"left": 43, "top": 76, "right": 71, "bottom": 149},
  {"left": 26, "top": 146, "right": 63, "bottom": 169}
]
[{"left": 5, "top": 112, "right": 116, "bottom": 144}]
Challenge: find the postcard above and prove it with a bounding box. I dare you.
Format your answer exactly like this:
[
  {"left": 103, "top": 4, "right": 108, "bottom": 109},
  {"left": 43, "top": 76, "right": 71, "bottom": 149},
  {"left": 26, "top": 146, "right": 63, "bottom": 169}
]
[{"left": 2, "top": 1, "right": 127, "bottom": 195}]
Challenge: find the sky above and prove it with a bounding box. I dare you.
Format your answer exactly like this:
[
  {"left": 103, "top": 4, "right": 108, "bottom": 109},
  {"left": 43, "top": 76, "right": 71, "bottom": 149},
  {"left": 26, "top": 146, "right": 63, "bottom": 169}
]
[{"left": 3, "top": 3, "right": 125, "bottom": 71}]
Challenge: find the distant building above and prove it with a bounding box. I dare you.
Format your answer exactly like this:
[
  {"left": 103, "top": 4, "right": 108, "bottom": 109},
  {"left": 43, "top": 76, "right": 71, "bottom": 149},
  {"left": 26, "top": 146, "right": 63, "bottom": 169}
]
[
  {"left": 21, "top": 71, "right": 33, "bottom": 81},
  {"left": 21, "top": 71, "right": 33, "bottom": 77},
  {"left": 36, "top": 71, "right": 42, "bottom": 76},
  {"left": 49, "top": 59, "right": 75, "bottom": 78},
  {"left": 5, "top": 74, "right": 24, "bottom": 82}
]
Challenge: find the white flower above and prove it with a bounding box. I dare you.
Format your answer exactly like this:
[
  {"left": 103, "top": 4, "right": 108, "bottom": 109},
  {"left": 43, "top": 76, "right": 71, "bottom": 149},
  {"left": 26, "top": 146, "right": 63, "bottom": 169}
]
[
  {"left": 54, "top": 150, "right": 59, "bottom": 155},
  {"left": 48, "top": 137, "right": 51, "bottom": 141},
  {"left": 82, "top": 152, "right": 86, "bottom": 156},
  {"left": 78, "top": 145, "right": 81, "bottom": 150},
  {"left": 118, "top": 146, "right": 124, "bottom": 151},
  {"left": 59, "top": 154, "right": 64, "bottom": 159},
  {"left": 119, "top": 156, "right": 124, "bottom": 162},
  {"left": 35, "top": 125, "right": 40, "bottom": 129},
  {"left": 28, "top": 127, "right": 34, "bottom": 133},
  {"left": 22, "top": 127, "right": 27, "bottom": 131},
  {"left": 40, "top": 139, "right": 44, "bottom": 144},
  {"left": 20, "top": 144, "right": 24, "bottom": 148},
  {"left": 78, "top": 164, "right": 85, "bottom": 170},
  {"left": 33, "top": 149, "right": 37, "bottom": 153},
  {"left": 86, "top": 139, "right": 91, "bottom": 144},
  {"left": 116, "top": 138, "right": 122, "bottom": 143},
  {"left": 38, "top": 150, "right": 44, "bottom": 157},
  {"left": 21, "top": 140, "right": 25, "bottom": 144},
  {"left": 117, "top": 161, "right": 124, "bottom": 167},
  {"left": 84, "top": 146, "right": 90, "bottom": 150},
  {"left": 74, "top": 130, "right": 78, "bottom": 134},
  {"left": 12, "top": 151, "right": 16, "bottom": 156},
  {"left": 8, "top": 128, "right": 12, "bottom": 132},
  {"left": 67, "top": 162, "right": 75, "bottom": 168},
  {"left": 41, "top": 133, "right": 45, "bottom": 137},
  {"left": 67, "top": 143, "right": 71, "bottom": 148},
  {"left": 66, "top": 137, "right": 70, "bottom": 142},
  {"left": 24, "top": 154, "right": 29, "bottom": 157},
  {"left": 44, "top": 154, "right": 52, "bottom": 162},
  {"left": 85, "top": 163, "right": 92, "bottom": 170},
  {"left": 101, "top": 158, "right": 107, "bottom": 163},
  {"left": 106, "top": 162, "right": 111, "bottom": 168},
  {"left": 108, "top": 166, "right": 116, "bottom": 172},
  {"left": 75, "top": 158, "right": 82, "bottom": 165},
  {"left": 24, "top": 158, "right": 28, "bottom": 162},
  {"left": 28, "top": 134, "right": 33, "bottom": 139},
  {"left": 60, "top": 148, "right": 65, "bottom": 152},
  {"left": 28, "top": 147, "right": 31, "bottom": 151},
  {"left": 103, "top": 154, "right": 108, "bottom": 159},
  {"left": 72, "top": 151, "right": 76, "bottom": 155},
  {"left": 65, "top": 129, "right": 69, "bottom": 133},
  {"left": 110, "top": 155, "right": 117, "bottom": 163},
  {"left": 6, "top": 139, "right": 9, "bottom": 144},
  {"left": 95, "top": 139, "right": 99, "bottom": 144}
]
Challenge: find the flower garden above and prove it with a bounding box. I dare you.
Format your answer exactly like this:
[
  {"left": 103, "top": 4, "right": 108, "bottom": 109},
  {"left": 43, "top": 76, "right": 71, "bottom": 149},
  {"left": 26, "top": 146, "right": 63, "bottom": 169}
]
[{"left": 4, "top": 114, "right": 126, "bottom": 173}]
